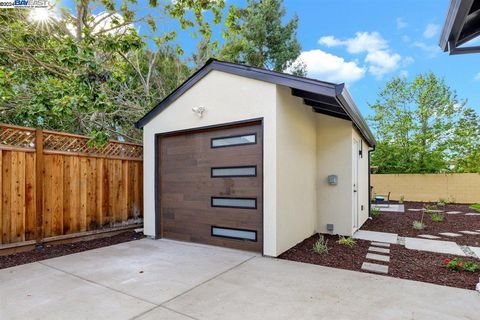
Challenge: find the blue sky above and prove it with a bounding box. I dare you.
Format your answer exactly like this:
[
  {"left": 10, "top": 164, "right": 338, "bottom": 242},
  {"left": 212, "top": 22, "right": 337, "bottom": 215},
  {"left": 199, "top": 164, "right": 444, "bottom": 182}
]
[{"left": 60, "top": 0, "right": 480, "bottom": 118}]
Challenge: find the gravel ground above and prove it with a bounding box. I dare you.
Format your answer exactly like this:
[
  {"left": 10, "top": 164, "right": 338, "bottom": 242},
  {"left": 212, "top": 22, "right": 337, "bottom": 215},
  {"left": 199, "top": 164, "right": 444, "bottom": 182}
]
[
  {"left": 279, "top": 233, "right": 480, "bottom": 290},
  {"left": 278, "top": 234, "right": 371, "bottom": 272},
  {"left": 363, "top": 201, "right": 480, "bottom": 246},
  {"left": 389, "top": 244, "right": 480, "bottom": 290},
  {"left": 0, "top": 231, "right": 144, "bottom": 270}
]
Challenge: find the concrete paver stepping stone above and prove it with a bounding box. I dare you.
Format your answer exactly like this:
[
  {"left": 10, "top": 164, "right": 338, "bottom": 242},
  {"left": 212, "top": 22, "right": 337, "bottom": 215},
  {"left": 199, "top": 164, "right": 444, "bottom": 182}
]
[
  {"left": 353, "top": 230, "right": 398, "bottom": 244},
  {"left": 404, "top": 237, "right": 466, "bottom": 256},
  {"left": 418, "top": 234, "right": 441, "bottom": 239},
  {"left": 408, "top": 209, "right": 423, "bottom": 212},
  {"left": 469, "top": 246, "right": 480, "bottom": 259},
  {"left": 371, "top": 242, "right": 390, "bottom": 247},
  {"left": 459, "top": 231, "right": 480, "bottom": 235},
  {"left": 366, "top": 253, "right": 390, "bottom": 263},
  {"left": 361, "top": 262, "right": 388, "bottom": 274},
  {"left": 424, "top": 209, "right": 444, "bottom": 213},
  {"left": 446, "top": 211, "right": 462, "bottom": 214},
  {"left": 368, "top": 246, "right": 390, "bottom": 254},
  {"left": 438, "top": 232, "right": 462, "bottom": 237},
  {"left": 465, "top": 213, "right": 480, "bottom": 216}
]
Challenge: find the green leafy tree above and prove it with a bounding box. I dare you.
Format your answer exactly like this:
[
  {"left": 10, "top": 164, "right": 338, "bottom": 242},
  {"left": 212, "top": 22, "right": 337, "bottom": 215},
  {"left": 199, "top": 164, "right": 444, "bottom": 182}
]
[
  {"left": 0, "top": 0, "right": 224, "bottom": 142},
  {"left": 369, "top": 72, "right": 480, "bottom": 173},
  {"left": 220, "top": 0, "right": 304, "bottom": 75}
]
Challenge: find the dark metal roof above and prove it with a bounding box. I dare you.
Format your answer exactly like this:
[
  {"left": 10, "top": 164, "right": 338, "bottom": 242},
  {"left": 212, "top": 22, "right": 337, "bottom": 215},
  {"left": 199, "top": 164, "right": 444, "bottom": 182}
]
[
  {"left": 440, "top": 0, "right": 480, "bottom": 54},
  {"left": 136, "top": 59, "right": 376, "bottom": 147}
]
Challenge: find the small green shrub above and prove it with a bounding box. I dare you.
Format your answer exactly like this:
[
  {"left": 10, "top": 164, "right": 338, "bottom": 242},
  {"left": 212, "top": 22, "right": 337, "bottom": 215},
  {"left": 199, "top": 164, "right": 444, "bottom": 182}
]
[
  {"left": 412, "top": 221, "right": 426, "bottom": 230},
  {"left": 463, "top": 261, "right": 480, "bottom": 272},
  {"left": 470, "top": 204, "right": 480, "bottom": 213},
  {"left": 431, "top": 213, "right": 444, "bottom": 222},
  {"left": 399, "top": 195, "right": 405, "bottom": 204},
  {"left": 437, "top": 198, "right": 446, "bottom": 207},
  {"left": 312, "top": 235, "right": 329, "bottom": 254},
  {"left": 444, "top": 258, "right": 479, "bottom": 272},
  {"left": 371, "top": 207, "right": 381, "bottom": 217},
  {"left": 337, "top": 236, "right": 357, "bottom": 247},
  {"left": 444, "top": 258, "right": 463, "bottom": 271}
]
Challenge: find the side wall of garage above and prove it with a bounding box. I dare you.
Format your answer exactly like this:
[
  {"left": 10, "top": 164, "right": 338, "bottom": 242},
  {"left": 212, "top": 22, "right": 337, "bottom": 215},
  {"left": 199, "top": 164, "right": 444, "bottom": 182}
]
[
  {"left": 316, "top": 115, "right": 354, "bottom": 236},
  {"left": 143, "top": 70, "right": 279, "bottom": 256},
  {"left": 353, "top": 129, "right": 371, "bottom": 231},
  {"left": 275, "top": 86, "right": 318, "bottom": 256}
]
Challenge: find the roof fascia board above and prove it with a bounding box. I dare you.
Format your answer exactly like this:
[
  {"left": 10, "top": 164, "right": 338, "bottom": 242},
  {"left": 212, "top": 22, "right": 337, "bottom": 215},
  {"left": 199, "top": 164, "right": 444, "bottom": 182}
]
[
  {"left": 449, "top": 43, "right": 480, "bottom": 54},
  {"left": 213, "top": 62, "right": 337, "bottom": 97},
  {"left": 135, "top": 63, "right": 214, "bottom": 128},
  {"left": 336, "top": 88, "right": 376, "bottom": 147},
  {"left": 440, "top": 0, "right": 474, "bottom": 52}
]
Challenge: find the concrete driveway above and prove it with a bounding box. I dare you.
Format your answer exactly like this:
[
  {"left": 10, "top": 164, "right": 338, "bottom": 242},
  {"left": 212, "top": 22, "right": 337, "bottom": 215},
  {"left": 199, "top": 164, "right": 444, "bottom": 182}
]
[{"left": 1, "top": 239, "right": 479, "bottom": 320}]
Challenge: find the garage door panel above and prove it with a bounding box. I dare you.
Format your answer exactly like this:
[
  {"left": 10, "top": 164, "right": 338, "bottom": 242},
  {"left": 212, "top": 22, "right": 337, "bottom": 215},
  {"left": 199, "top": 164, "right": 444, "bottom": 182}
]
[{"left": 159, "top": 121, "right": 263, "bottom": 253}]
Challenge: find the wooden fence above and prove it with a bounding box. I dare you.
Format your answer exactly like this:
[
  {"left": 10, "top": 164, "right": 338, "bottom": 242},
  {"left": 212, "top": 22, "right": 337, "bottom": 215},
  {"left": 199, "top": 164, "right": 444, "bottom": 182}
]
[
  {"left": 372, "top": 173, "right": 480, "bottom": 204},
  {"left": 0, "top": 124, "right": 143, "bottom": 246}
]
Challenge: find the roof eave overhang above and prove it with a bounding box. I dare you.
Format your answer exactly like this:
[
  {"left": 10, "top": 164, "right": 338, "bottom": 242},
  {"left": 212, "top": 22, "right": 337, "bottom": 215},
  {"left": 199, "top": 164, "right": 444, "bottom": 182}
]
[{"left": 440, "top": 0, "right": 480, "bottom": 54}]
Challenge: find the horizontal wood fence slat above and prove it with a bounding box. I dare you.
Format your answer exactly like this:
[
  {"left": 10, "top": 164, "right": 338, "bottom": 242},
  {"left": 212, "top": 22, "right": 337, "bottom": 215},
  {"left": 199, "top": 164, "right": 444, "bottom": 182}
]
[
  {"left": 0, "top": 124, "right": 143, "bottom": 246},
  {"left": 371, "top": 173, "right": 480, "bottom": 204}
]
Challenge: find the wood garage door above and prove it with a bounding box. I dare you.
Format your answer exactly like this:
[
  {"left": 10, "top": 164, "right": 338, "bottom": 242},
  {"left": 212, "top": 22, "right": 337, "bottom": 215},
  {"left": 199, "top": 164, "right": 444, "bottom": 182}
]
[{"left": 158, "top": 121, "right": 263, "bottom": 252}]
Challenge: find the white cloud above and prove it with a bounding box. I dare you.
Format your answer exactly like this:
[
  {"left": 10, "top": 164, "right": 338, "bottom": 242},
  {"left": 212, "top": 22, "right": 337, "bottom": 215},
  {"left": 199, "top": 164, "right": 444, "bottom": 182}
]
[
  {"left": 318, "top": 32, "right": 401, "bottom": 78},
  {"left": 399, "top": 70, "right": 409, "bottom": 78},
  {"left": 474, "top": 72, "right": 480, "bottom": 81},
  {"left": 412, "top": 41, "right": 441, "bottom": 57},
  {"left": 396, "top": 17, "right": 407, "bottom": 29},
  {"left": 319, "top": 32, "right": 388, "bottom": 54},
  {"left": 365, "top": 50, "right": 402, "bottom": 78},
  {"left": 295, "top": 49, "right": 366, "bottom": 83},
  {"left": 423, "top": 23, "right": 440, "bottom": 39}
]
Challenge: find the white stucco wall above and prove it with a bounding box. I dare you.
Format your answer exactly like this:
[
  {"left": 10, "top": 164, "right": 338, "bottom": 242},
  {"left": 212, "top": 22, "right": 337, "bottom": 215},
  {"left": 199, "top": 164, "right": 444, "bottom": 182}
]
[
  {"left": 142, "top": 70, "right": 279, "bottom": 256},
  {"left": 275, "top": 86, "right": 317, "bottom": 255},
  {"left": 316, "top": 114, "right": 354, "bottom": 236},
  {"left": 353, "top": 129, "right": 371, "bottom": 229}
]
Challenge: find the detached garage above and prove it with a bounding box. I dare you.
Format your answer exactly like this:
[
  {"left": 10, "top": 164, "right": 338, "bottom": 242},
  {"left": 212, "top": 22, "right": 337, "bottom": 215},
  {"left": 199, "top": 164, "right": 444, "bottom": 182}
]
[{"left": 136, "top": 59, "right": 376, "bottom": 257}]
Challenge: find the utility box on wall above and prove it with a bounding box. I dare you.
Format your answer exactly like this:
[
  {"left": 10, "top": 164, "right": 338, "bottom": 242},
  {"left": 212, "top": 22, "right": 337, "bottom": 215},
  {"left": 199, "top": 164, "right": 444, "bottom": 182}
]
[{"left": 327, "top": 175, "right": 338, "bottom": 185}]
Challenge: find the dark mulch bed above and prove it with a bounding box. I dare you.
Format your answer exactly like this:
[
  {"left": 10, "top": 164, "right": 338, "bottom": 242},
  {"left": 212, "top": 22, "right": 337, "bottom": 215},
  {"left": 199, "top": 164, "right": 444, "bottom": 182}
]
[
  {"left": 278, "top": 234, "right": 370, "bottom": 272},
  {"left": 363, "top": 201, "right": 480, "bottom": 246},
  {"left": 390, "top": 245, "right": 479, "bottom": 290},
  {"left": 0, "top": 231, "right": 144, "bottom": 270},
  {"left": 280, "top": 233, "right": 480, "bottom": 290}
]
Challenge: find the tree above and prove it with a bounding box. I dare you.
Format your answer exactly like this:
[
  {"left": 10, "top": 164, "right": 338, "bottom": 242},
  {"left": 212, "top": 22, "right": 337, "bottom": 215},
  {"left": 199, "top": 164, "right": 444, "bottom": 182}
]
[
  {"left": 0, "top": 0, "right": 224, "bottom": 142},
  {"left": 369, "top": 72, "right": 480, "bottom": 173},
  {"left": 220, "top": 0, "right": 304, "bottom": 75}
]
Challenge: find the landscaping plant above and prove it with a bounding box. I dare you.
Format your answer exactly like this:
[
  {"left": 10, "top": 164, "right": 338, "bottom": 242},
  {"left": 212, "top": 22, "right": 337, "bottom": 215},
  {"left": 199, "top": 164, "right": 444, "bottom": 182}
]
[
  {"left": 399, "top": 195, "right": 405, "bottom": 204},
  {"left": 312, "top": 235, "right": 328, "bottom": 254},
  {"left": 371, "top": 207, "right": 381, "bottom": 217},
  {"left": 431, "top": 213, "right": 444, "bottom": 222},
  {"left": 470, "top": 204, "right": 480, "bottom": 213},
  {"left": 443, "top": 258, "right": 479, "bottom": 272},
  {"left": 337, "top": 236, "right": 356, "bottom": 247},
  {"left": 412, "top": 220, "right": 425, "bottom": 230},
  {"left": 437, "top": 198, "right": 446, "bottom": 207}
]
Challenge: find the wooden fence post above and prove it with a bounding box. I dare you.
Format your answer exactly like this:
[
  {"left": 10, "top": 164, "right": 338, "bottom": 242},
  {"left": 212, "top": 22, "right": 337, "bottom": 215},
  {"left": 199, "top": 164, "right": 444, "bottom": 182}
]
[{"left": 35, "top": 128, "right": 44, "bottom": 244}]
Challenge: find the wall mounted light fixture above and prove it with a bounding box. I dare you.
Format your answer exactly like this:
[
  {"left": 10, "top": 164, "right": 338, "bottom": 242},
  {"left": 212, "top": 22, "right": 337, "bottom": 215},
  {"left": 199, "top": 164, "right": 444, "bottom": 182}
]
[{"left": 192, "top": 106, "right": 206, "bottom": 118}]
